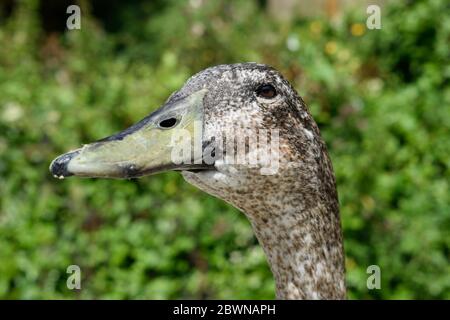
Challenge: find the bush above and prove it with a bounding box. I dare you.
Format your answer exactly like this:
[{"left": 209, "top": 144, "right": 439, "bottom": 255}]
[{"left": 0, "top": 0, "right": 448, "bottom": 299}]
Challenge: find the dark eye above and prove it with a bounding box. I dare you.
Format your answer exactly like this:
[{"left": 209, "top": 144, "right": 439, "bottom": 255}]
[
  {"left": 256, "top": 84, "right": 277, "bottom": 99},
  {"left": 158, "top": 117, "right": 178, "bottom": 129}
]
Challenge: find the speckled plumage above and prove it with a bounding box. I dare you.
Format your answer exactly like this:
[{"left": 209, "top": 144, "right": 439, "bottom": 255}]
[
  {"left": 179, "top": 63, "right": 346, "bottom": 299},
  {"left": 51, "top": 62, "right": 346, "bottom": 300}
]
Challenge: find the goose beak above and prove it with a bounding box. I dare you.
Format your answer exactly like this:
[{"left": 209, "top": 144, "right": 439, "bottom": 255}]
[{"left": 49, "top": 89, "right": 210, "bottom": 179}]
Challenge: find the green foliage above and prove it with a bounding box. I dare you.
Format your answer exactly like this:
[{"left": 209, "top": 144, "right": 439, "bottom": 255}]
[{"left": 0, "top": 0, "right": 448, "bottom": 299}]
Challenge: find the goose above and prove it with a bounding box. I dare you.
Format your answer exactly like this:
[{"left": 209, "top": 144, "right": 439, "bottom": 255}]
[{"left": 50, "top": 63, "right": 346, "bottom": 300}]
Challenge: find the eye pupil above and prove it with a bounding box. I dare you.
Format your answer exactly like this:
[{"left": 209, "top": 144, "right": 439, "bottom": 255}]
[
  {"left": 159, "top": 118, "right": 178, "bottom": 128},
  {"left": 256, "top": 84, "right": 276, "bottom": 98}
]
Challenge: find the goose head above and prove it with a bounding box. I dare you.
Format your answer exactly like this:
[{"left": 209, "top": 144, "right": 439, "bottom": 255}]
[
  {"left": 50, "top": 63, "right": 344, "bottom": 299},
  {"left": 50, "top": 63, "right": 332, "bottom": 215}
]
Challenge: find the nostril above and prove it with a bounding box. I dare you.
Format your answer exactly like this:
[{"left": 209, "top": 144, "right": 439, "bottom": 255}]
[
  {"left": 158, "top": 117, "right": 178, "bottom": 129},
  {"left": 49, "top": 150, "right": 80, "bottom": 178}
]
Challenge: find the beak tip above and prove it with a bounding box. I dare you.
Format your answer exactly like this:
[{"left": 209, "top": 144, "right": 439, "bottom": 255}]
[{"left": 49, "top": 150, "right": 80, "bottom": 178}]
